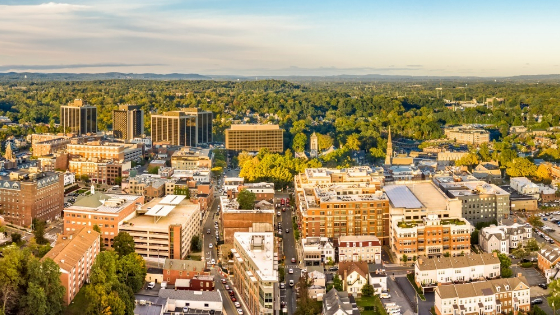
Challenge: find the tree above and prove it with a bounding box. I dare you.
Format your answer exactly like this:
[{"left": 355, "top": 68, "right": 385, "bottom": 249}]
[
  {"left": 190, "top": 235, "right": 202, "bottom": 252},
  {"left": 292, "top": 132, "right": 307, "bottom": 153},
  {"left": 455, "top": 152, "right": 479, "bottom": 168},
  {"left": 528, "top": 215, "right": 544, "bottom": 228},
  {"left": 147, "top": 166, "right": 159, "bottom": 174},
  {"left": 505, "top": 157, "right": 537, "bottom": 178},
  {"left": 331, "top": 274, "right": 343, "bottom": 291},
  {"left": 443, "top": 252, "right": 451, "bottom": 257},
  {"left": 10, "top": 232, "right": 22, "bottom": 245},
  {"left": 471, "top": 229, "right": 479, "bottom": 245},
  {"left": 326, "top": 257, "right": 335, "bottom": 266},
  {"left": 478, "top": 143, "right": 491, "bottom": 162},
  {"left": 211, "top": 166, "right": 223, "bottom": 177},
  {"left": 117, "top": 253, "right": 147, "bottom": 293},
  {"left": 93, "top": 224, "right": 105, "bottom": 251},
  {"left": 345, "top": 134, "right": 361, "bottom": 151},
  {"left": 526, "top": 238, "right": 540, "bottom": 252},
  {"left": 32, "top": 219, "right": 48, "bottom": 245},
  {"left": 402, "top": 254, "right": 408, "bottom": 264},
  {"left": 81, "top": 174, "right": 90, "bottom": 182},
  {"left": 317, "top": 134, "right": 333, "bottom": 151},
  {"left": 22, "top": 257, "right": 66, "bottom": 315},
  {"left": 536, "top": 164, "right": 552, "bottom": 184},
  {"left": 113, "top": 232, "right": 135, "bottom": 257},
  {"left": 294, "top": 273, "right": 321, "bottom": 315},
  {"left": 511, "top": 244, "right": 528, "bottom": 261},
  {"left": 495, "top": 251, "right": 513, "bottom": 278},
  {"left": 361, "top": 283, "right": 374, "bottom": 297},
  {"left": 114, "top": 176, "right": 122, "bottom": 185},
  {"left": 237, "top": 189, "right": 256, "bottom": 210},
  {"left": 548, "top": 279, "right": 560, "bottom": 314}
]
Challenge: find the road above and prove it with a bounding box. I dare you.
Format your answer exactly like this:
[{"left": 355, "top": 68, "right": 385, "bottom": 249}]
[{"left": 277, "top": 194, "right": 298, "bottom": 315}]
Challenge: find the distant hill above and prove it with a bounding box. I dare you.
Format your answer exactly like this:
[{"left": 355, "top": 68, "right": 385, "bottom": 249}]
[{"left": 1, "top": 72, "right": 559, "bottom": 82}]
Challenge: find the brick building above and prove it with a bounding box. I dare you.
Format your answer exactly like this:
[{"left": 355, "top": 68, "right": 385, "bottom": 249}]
[{"left": 162, "top": 259, "right": 209, "bottom": 285}]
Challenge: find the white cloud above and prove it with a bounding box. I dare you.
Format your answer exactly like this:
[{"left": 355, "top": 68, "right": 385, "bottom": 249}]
[{"left": 0, "top": 2, "right": 90, "bottom": 16}]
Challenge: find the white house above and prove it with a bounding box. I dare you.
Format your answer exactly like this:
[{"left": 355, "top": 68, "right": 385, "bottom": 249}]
[
  {"left": 64, "top": 171, "right": 76, "bottom": 186},
  {"left": 415, "top": 253, "right": 501, "bottom": 292},
  {"left": 300, "top": 237, "right": 336, "bottom": 266},
  {"left": 338, "top": 235, "right": 381, "bottom": 264},
  {"left": 158, "top": 289, "right": 223, "bottom": 312},
  {"left": 479, "top": 223, "right": 532, "bottom": 254},
  {"left": 510, "top": 177, "right": 540, "bottom": 197},
  {"left": 339, "top": 261, "right": 369, "bottom": 297},
  {"left": 368, "top": 266, "right": 387, "bottom": 295}
]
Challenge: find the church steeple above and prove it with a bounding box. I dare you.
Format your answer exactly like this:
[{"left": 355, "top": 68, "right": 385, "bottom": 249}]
[
  {"left": 385, "top": 127, "right": 393, "bottom": 166},
  {"left": 4, "top": 142, "right": 14, "bottom": 161}
]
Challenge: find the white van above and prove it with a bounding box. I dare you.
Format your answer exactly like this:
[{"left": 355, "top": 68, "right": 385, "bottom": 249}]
[{"left": 380, "top": 292, "right": 391, "bottom": 299}]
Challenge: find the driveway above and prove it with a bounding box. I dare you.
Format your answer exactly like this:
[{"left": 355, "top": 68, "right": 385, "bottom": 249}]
[
  {"left": 385, "top": 276, "right": 414, "bottom": 315},
  {"left": 511, "top": 266, "right": 546, "bottom": 287}
]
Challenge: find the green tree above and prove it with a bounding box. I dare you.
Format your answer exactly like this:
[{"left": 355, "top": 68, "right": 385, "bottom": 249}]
[
  {"left": 345, "top": 134, "right": 361, "bottom": 151},
  {"left": 528, "top": 215, "right": 544, "bottom": 228},
  {"left": 147, "top": 166, "right": 159, "bottom": 174},
  {"left": 505, "top": 157, "right": 537, "bottom": 178},
  {"left": 10, "top": 232, "right": 22, "bottom": 245},
  {"left": 443, "top": 252, "right": 451, "bottom": 257},
  {"left": 190, "top": 235, "right": 202, "bottom": 252},
  {"left": 526, "top": 238, "right": 540, "bottom": 252},
  {"left": 511, "top": 244, "right": 528, "bottom": 261},
  {"left": 455, "top": 152, "right": 479, "bottom": 168},
  {"left": 0, "top": 247, "right": 24, "bottom": 315},
  {"left": 237, "top": 189, "right": 256, "bottom": 210},
  {"left": 117, "top": 253, "right": 147, "bottom": 293},
  {"left": 478, "top": 143, "right": 491, "bottom": 162},
  {"left": 21, "top": 257, "right": 66, "bottom": 315},
  {"left": 317, "top": 134, "right": 333, "bottom": 151},
  {"left": 495, "top": 251, "right": 513, "bottom": 278},
  {"left": 361, "top": 283, "right": 374, "bottom": 297},
  {"left": 93, "top": 224, "right": 105, "bottom": 251},
  {"left": 548, "top": 280, "right": 560, "bottom": 314},
  {"left": 470, "top": 229, "right": 479, "bottom": 245},
  {"left": 114, "top": 177, "right": 122, "bottom": 185},
  {"left": 81, "top": 174, "right": 90, "bottom": 183},
  {"left": 211, "top": 166, "right": 223, "bottom": 177},
  {"left": 292, "top": 132, "right": 307, "bottom": 153},
  {"left": 402, "top": 254, "right": 408, "bottom": 264},
  {"left": 294, "top": 273, "right": 320, "bottom": 315},
  {"left": 32, "top": 219, "right": 48, "bottom": 245},
  {"left": 112, "top": 232, "right": 135, "bottom": 257},
  {"left": 328, "top": 274, "right": 343, "bottom": 292}
]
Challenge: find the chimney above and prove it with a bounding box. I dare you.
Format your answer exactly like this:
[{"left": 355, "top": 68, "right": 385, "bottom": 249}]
[
  {"left": 493, "top": 252, "right": 498, "bottom": 258},
  {"left": 517, "top": 273, "right": 522, "bottom": 278},
  {"left": 61, "top": 259, "right": 64, "bottom": 264},
  {"left": 343, "top": 269, "right": 348, "bottom": 292},
  {"left": 418, "top": 258, "right": 423, "bottom": 265}
]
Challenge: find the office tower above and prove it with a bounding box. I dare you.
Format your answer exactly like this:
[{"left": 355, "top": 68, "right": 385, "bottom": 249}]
[
  {"left": 60, "top": 99, "right": 97, "bottom": 136},
  {"left": 225, "top": 124, "right": 284, "bottom": 152},
  {"left": 151, "top": 111, "right": 198, "bottom": 146},
  {"left": 181, "top": 108, "right": 213, "bottom": 143},
  {"left": 113, "top": 104, "right": 144, "bottom": 140}
]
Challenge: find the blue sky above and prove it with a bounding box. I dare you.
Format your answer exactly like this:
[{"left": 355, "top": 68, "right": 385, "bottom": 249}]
[{"left": 0, "top": 0, "right": 559, "bottom": 76}]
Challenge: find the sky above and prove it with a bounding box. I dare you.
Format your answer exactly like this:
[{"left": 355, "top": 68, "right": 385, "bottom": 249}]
[{"left": 0, "top": 0, "right": 559, "bottom": 77}]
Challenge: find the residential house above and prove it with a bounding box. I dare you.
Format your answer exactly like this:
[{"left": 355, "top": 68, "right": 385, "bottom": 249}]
[
  {"left": 479, "top": 223, "right": 532, "bottom": 254},
  {"left": 308, "top": 270, "right": 326, "bottom": 301},
  {"left": 368, "top": 264, "right": 387, "bottom": 295},
  {"left": 158, "top": 289, "right": 223, "bottom": 312},
  {"left": 322, "top": 288, "right": 361, "bottom": 315},
  {"left": 338, "top": 235, "right": 381, "bottom": 264},
  {"left": 300, "top": 237, "right": 336, "bottom": 266},
  {"left": 339, "top": 261, "right": 370, "bottom": 297},
  {"left": 538, "top": 245, "right": 560, "bottom": 273},
  {"left": 472, "top": 162, "right": 502, "bottom": 184},
  {"left": 162, "top": 259, "right": 209, "bottom": 285}
]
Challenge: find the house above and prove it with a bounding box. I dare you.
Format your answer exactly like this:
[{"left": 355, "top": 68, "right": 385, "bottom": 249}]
[
  {"left": 308, "top": 270, "right": 326, "bottom": 301},
  {"left": 510, "top": 177, "right": 540, "bottom": 198},
  {"left": 472, "top": 162, "right": 502, "bottom": 184},
  {"left": 133, "top": 295, "right": 168, "bottom": 315},
  {"left": 175, "top": 276, "right": 215, "bottom": 291},
  {"left": 479, "top": 223, "right": 532, "bottom": 254},
  {"left": 322, "top": 288, "right": 361, "bottom": 315},
  {"left": 415, "top": 253, "right": 501, "bottom": 293},
  {"left": 158, "top": 289, "right": 223, "bottom": 312},
  {"left": 368, "top": 264, "right": 387, "bottom": 295},
  {"left": 162, "top": 259, "right": 208, "bottom": 285},
  {"left": 339, "top": 261, "right": 370, "bottom": 297},
  {"left": 539, "top": 184, "right": 559, "bottom": 203},
  {"left": 538, "top": 245, "right": 560, "bottom": 273},
  {"left": 42, "top": 228, "right": 100, "bottom": 305},
  {"left": 434, "top": 275, "right": 530, "bottom": 315},
  {"left": 338, "top": 235, "right": 381, "bottom": 264},
  {"left": 300, "top": 237, "right": 336, "bottom": 266}
]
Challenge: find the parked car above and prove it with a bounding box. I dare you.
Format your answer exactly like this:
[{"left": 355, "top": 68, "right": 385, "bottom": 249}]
[
  {"left": 531, "top": 298, "right": 543, "bottom": 305},
  {"left": 207, "top": 229, "right": 210, "bottom": 234},
  {"left": 538, "top": 283, "right": 548, "bottom": 289},
  {"left": 209, "top": 243, "right": 213, "bottom": 249},
  {"left": 225, "top": 285, "right": 230, "bottom": 290},
  {"left": 280, "top": 282, "right": 285, "bottom": 289},
  {"left": 285, "top": 228, "right": 289, "bottom": 233},
  {"left": 291, "top": 258, "right": 296, "bottom": 263},
  {"left": 222, "top": 278, "right": 227, "bottom": 284},
  {"left": 289, "top": 280, "right": 294, "bottom": 286},
  {"left": 147, "top": 282, "right": 155, "bottom": 289},
  {"left": 289, "top": 268, "right": 294, "bottom": 274},
  {"left": 231, "top": 296, "right": 237, "bottom": 302},
  {"left": 380, "top": 292, "right": 391, "bottom": 299},
  {"left": 236, "top": 309, "right": 243, "bottom": 315},
  {"left": 234, "top": 302, "right": 241, "bottom": 308}
]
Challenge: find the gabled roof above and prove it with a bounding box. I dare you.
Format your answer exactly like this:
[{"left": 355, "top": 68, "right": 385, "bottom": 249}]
[
  {"left": 416, "top": 253, "right": 500, "bottom": 271},
  {"left": 539, "top": 245, "right": 560, "bottom": 264},
  {"left": 338, "top": 261, "right": 369, "bottom": 280},
  {"left": 436, "top": 276, "right": 529, "bottom": 300}
]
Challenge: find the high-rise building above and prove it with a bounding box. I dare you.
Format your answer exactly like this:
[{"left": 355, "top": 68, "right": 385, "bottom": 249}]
[
  {"left": 181, "top": 108, "right": 213, "bottom": 144},
  {"left": 151, "top": 111, "right": 198, "bottom": 146},
  {"left": 225, "top": 124, "right": 284, "bottom": 152},
  {"left": 112, "top": 104, "right": 144, "bottom": 140},
  {"left": 60, "top": 99, "right": 97, "bottom": 136}
]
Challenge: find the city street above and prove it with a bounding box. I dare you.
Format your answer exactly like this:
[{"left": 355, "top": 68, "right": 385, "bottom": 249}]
[{"left": 277, "top": 194, "right": 298, "bottom": 315}]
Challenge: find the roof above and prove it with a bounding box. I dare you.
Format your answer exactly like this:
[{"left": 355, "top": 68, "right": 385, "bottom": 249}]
[
  {"left": 42, "top": 228, "right": 99, "bottom": 272},
  {"left": 229, "top": 124, "right": 281, "bottom": 131},
  {"left": 338, "top": 261, "right": 369, "bottom": 279},
  {"left": 416, "top": 253, "right": 500, "bottom": 271},
  {"left": 322, "top": 289, "right": 358, "bottom": 315},
  {"left": 384, "top": 185, "right": 423, "bottom": 208},
  {"left": 67, "top": 192, "right": 142, "bottom": 214},
  {"left": 540, "top": 245, "right": 560, "bottom": 264},
  {"left": 163, "top": 259, "right": 206, "bottom": 272},
  {"left": 436, "top": 276, "right": 530, "bottom": 300},
  {"left": 158, "top": 289, "right": 222, "bottom": 302}
]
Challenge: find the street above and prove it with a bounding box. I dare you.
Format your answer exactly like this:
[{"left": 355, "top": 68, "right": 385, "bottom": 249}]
[{"left": 277, "top": 194, "right": 298, "bottom": 315}]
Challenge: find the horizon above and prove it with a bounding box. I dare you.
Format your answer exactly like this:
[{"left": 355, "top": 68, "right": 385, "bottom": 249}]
[{"left": 1, "top": 1, "right": 559, "bottom": 77}]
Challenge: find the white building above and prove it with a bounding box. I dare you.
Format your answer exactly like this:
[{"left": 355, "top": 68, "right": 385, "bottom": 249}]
[
  {"left": 479, "top": 223, "right": 532, "bottom": 254},
  {"left": 338, "top": 235, "right": 382, "bottom": 264},
  {"left": 63, "top": 171, "right": 76, "bottom": 186},
  {"left": 158, "top": 290, "right": 223, "bottom": 312},
  {"left": 299, "top": 237, "right": 335, "bottom": 266},
  {"left": 414, "top": 253, "right": 501, "bottom": 291},
  {"left": 308, "top": 270, "right": 326, "bottom": 301},
  {"left": 510, "top": 177, "right": 540, "bottom": 197},
  {"left": 368, "top": 266, "right": 387, "bottom": 295},
  {"left": 339, "top": 261, "right": 370, "bottom": 297},
  {"left": 130, "top": 136, "right": 152, "bottom": 148}
]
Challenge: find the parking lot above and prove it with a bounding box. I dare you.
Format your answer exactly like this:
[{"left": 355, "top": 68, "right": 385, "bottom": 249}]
[
  {"left": 511, "top": 266, "right": 546, "bottom": 287},
  {"left": 385, "top": 276, "right": 415, "bottom": 315}
]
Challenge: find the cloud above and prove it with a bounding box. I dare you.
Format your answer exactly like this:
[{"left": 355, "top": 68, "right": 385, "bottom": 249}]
[
  {"left": 0, "top": 63, "right": 164, "bottom": 72},
  {"left": 0, "top": 2, "right": 90, "bottom": 15}
]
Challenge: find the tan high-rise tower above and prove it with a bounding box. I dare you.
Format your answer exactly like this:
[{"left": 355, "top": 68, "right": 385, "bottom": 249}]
[
  {"left": 385, "top": 127, "right": 393, "bottom": 166},
  {"left": 60, "top": 99, "right": 97, "bottom": 136},
  {"left": 113, "top": 104, "right": 144, "bottom": 141}
]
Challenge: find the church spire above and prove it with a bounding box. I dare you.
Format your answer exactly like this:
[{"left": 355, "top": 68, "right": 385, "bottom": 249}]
[{"left": 385, "top": 126, "right": 393, "bottom": 166}]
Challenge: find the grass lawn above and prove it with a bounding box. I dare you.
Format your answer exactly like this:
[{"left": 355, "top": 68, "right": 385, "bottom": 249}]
[
  {"left": 356, "top": 296, "right": 387, "bottom": 315},
  {"left": 64, "top": 285, "right": 88, "bottom": 315}
]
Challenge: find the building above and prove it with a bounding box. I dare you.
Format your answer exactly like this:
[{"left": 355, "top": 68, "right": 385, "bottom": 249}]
[
  {"left": 434, "top": 179, "right": 510, "bottom": 224},
  {"left": 175, "top": 276, "right": 215, "bottom": 291},
  {"left": 119, "top": 195, "right": 201, "bottom": 260},
  {"left": 162, "top": 259, "right": 208, "bottom": 285},
  {"left": 133, "top": 295, "right": 168, "bottom": 315},
  {"left": 181, "top": 108, "right": 213, "bottom": 144},
  {"left": 538, "top": 245, "right": 560, "bottom": 272},
  {"left": 113, "top": 104, "right": 144, "bottom": 140},
  {"left": 126, "top": 174, "right": 170, "bottom": 200},
  {"left": 0, "top": 168, "right": 64, "bottom": 226},
  {"left": 479, "top": 223, "right": 532, "bottom": 254},
  {"left": 32, "top": 137, "right": 71, "bottom": 156},
  {"left": 63, "top": 190, "right": 144, "bottom": 248},
  {"left": 68, "top": 159, "right": 127, "bottom": 185},
  {"left": 64, "top": 171, "right": 75, "bottom": 186},
  {"left": 60, "top": 99, "right": 97, "bottom": 136},
  {"left": 444, "top": 126, "right": 490, "bottom": 145},
  {"left": 338, "top": 261, "right": 370, "bottom": 297},
  {"left": 42, "top": 228, "right": 100, "bottom": 305},
  {"left": 437, "top": 151, "right": 469, "bottom": 166},
  {"left": 414, "top": 253, "right": 501, "bottom": 292},
  {"left": 151, "top": 111, "right": 198, "bottom": 146},
  {"left": 225, "top": 124, "right": 284, "bottom": 152},
  {"left": 472, "top": 162, "right": 502, "bottom": 184},
  {"left": 384, "top": 127, "right": 393, "bottom": 166},
  {"left": 368, "top": 265, "right": 387, "bottom": 295},
  {"left": 510, "top": 177, "right": 540, "bottom": 197},
  {"left": 310, "top": 132, "right": 318, "bottom": 158},
  {"left": 231, "top": 232, "right": 278, "bottom": 315},
  {"left": 240, "top": 182, "right": 275, "bottom": 201},
  {"left": 308, "top": 270, "right": 326, "bottom": 300},
  {"left": 293, "top": 167, "right": 388, "bottom": 243},
  {"left": 322, "top": 289, "right": 360, "bottom": 315},
  {"left": 385, "top": 183, "right": 473, "bottom": 260},
  {"left": 67, "top": 142, "right": 143, "bottom": 162},
  {"left": 158, "top": 289, "right": 223, "bottom": 312},
  {"left": 338, "top": 235, "right": 382, "bottom": 264},
  {"left": 171, "top": 147, "right": 213, "bottom": 170},
  {"left": 299, "top": 237, "right": 335, "bottom": 266},
  {"left": 540, "top": 184, "right": 559, "bottom": 202},
  {"left": 220, "top": 195, "right": 274, "bottom": 243},
  {"left": 434, "top": 276, "right": 530, "bottom": 315}
]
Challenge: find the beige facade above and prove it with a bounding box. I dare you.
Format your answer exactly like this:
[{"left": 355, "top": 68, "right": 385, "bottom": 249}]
[
  {"left": 151, "top": 111, "right": 198, "bottom": 146},
  {"left": 444, "top": 126, "right": 490, "bottom": 145},
  {"left": 113, "top": 104, "right": 144, "bottom": 140},
  {"left": 225, "top": 124, "right": 284, "bottom": 152},
  {"left": 67, "top": 142, "right": 142, "bottom": 162},
  {"left": 171, "top": 147, "right": 213, "bottom": 170}
]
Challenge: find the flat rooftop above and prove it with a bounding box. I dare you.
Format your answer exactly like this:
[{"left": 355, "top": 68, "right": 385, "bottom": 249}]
[
  {"left": 405, "top": 182, "right": 449, "bottom": 211},
  {"left": 440, "top": 181, "right": 509, "bottom": 197},
  {"left": 220, "top": 196, "right": 274, "bottom": 213},
  {"left": 229, "top": 124, "right": 281, "bottom": 131},
  {"left": 384, "top": 185, "right": 423, "bottom": 209},
  {"left": 65, "top": 193, "right": 142, "bottom": 214},
  {"left": 122, "top": 197, "right": 199, "bottom": 231},
  {"left": 233, "top": 232, "right": 277, "bottom": 282}
]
